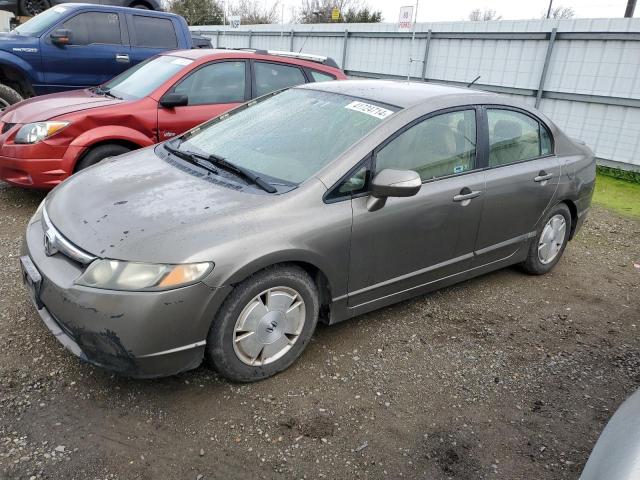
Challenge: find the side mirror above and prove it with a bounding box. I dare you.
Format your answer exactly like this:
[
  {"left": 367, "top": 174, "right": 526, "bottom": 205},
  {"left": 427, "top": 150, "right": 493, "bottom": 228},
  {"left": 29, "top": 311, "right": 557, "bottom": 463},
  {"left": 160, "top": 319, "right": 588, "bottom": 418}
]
[
  {"left": 367, "top": 168, "right": 421, "bottom": 212},
  {"left": 50, "top": 29, "right": 72, "bottom": 46},
  {"left": 159, "top": 93, "right": 189, "bottom": 108}
]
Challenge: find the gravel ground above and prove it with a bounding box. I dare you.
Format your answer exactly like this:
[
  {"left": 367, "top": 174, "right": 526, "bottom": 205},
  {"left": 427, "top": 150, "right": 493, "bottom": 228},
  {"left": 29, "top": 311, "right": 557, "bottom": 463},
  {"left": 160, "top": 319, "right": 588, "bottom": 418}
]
[{"left": 0, "top": 182, "right": 639, "bottom": 480}]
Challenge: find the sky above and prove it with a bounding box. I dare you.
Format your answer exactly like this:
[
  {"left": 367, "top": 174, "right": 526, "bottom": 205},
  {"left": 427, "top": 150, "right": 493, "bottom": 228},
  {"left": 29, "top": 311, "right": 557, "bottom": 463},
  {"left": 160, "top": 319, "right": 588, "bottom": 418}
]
[{"left": 273, "top": 0, "right": 638, "bottom": 22}]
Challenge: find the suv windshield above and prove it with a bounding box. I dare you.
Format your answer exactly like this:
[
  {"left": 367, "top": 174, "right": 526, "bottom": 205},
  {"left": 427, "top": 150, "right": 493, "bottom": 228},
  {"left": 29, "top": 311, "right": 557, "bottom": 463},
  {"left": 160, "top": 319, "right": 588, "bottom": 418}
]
[
  {"left": 13, "top": 6, "right": 68, "bottom": 36},
  {"left": 101, "top": 55, "right": 193, "bottom": 100},
  {"left": 178, "top": 89, "right": 398, "bottom": 185}
]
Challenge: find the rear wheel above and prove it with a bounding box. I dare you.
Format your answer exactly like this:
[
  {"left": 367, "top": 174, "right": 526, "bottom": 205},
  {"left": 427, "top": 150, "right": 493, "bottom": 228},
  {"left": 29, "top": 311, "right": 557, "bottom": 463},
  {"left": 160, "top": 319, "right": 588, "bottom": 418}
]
[
  {"left": 522, "top": 203, "right": 571, "bottom": 275},
  {"left": 0, "top": 83, "right": 23, "bottom": 111},
  {"left": 206, "top": 265, "right": 319, "bottom": 382},
  {"left": 19, "top": 0, "right": 50, "bottom": 16},
  {"left": 75, "top": 144, "right": 131, "bottom": 172}
]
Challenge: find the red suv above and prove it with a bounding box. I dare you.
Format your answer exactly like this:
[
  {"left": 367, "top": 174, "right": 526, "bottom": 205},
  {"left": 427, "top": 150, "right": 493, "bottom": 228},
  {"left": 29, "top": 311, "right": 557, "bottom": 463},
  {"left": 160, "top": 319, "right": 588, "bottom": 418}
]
[{"left": 0, "top": 49, "right": 346, "bottom": 189}]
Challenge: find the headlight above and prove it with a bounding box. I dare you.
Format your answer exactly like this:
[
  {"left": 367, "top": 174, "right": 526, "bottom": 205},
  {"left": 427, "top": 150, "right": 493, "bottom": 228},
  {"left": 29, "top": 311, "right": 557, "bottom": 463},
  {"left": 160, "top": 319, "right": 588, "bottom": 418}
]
[
  {"left": 75, "top": 259, "right": 213, "bottom": 291},
  {"left": 15, "top": 122, "right": 69, "bottom": 144}
]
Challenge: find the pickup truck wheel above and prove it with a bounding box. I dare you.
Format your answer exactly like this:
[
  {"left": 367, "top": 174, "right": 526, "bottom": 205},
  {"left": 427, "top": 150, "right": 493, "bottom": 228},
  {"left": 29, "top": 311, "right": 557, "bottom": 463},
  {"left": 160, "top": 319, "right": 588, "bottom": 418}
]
[
  {"left": 0, "top": 84, "right": 24, "bottom": 110},
  {"left": 19, "top": 0, "right": 50, "bottom": 16},
  {"left": 75, "top": 144, "right": 131, "bottom": 172}
]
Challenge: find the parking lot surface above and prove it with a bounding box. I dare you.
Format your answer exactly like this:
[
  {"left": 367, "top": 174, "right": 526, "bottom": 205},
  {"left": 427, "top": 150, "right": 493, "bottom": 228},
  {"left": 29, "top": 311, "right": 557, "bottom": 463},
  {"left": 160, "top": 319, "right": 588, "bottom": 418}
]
[{"left": 1, "top": 182, "right": 639, "bottom": 480}]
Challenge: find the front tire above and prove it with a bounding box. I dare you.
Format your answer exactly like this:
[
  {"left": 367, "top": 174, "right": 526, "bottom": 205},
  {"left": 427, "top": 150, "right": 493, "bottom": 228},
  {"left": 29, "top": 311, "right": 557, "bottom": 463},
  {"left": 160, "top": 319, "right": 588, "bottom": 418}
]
[
  {"left": 206, "top": 265, "right": 319, "bottom": 382},
  {"left": 0, "top": 83, "right": 23, "bottom": 110},
  {"left": 75, "top": 144, "right": 131, "bottom": 171},
  {"left": 522, "top": 203, "right": 571, "bottom": 275}
]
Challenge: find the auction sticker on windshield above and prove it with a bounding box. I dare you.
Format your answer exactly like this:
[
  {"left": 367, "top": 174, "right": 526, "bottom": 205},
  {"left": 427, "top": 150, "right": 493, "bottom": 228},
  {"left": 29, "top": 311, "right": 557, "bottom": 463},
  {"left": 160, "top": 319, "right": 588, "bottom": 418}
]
[{"left": 345, "top": 101, "right": 394, "bottom": 120}]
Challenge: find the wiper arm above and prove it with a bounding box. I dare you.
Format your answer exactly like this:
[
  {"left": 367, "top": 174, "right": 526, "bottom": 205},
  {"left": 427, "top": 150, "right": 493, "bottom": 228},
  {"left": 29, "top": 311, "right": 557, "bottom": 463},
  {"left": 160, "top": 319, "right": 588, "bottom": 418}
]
[
  {"left": 206, "top": 153, "right": 277, "bottom": 193},
  {"left": 92, "top": 86, "right": 121, "bottom": 100},
  {"left": 163, "top": 143, "right": 219, "bottom": 175}
]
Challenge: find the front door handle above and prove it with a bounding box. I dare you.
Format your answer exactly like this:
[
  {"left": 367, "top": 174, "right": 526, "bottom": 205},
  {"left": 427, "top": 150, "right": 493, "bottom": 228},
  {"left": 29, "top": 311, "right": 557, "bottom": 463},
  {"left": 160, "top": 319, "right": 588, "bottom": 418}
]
[
  {"left": 453, "top": 190, "right": 482, "bottom": 203},
  {"left": 534, "top": 171, "right": 553, "bottom": 183},
  {"left": 115, "top": 53, "right": 130, "bottom": 63}
]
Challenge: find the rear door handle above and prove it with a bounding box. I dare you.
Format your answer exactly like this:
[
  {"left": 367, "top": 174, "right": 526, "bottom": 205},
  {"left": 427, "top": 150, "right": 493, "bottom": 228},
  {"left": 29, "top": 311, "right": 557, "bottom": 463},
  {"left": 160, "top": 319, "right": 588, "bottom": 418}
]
[
  {"left": 453, "top": 190, "right": 482, "bottom": 202},
  {"left": 115, "top": 53, "right": 130, "bottom": 63},
  {"left": 534, "top": 171, "right": 553, "bottom": 182}
]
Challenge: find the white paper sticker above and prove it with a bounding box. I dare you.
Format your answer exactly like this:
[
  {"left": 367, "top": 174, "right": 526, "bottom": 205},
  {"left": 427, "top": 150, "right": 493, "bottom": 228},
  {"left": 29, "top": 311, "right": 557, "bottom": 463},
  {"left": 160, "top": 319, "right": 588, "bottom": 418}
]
[
  {"left": 170, "top": 58, "right": 193, "bottom": 66},
  {"left": 345, "top": 101, "right": 393, "bottom": 120}
]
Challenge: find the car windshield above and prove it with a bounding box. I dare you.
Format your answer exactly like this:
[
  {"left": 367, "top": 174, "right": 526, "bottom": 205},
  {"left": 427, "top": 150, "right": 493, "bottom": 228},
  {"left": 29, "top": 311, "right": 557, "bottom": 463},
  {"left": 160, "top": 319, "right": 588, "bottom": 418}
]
[
  {"left": 13, "top": 5, "right": 69, "bottom": 36},
  {"left": 101, "top": 55, "right": 193, "bottom": 100},
  {"left": 178, "top": 89, "right": 399, "bottom": 185}
]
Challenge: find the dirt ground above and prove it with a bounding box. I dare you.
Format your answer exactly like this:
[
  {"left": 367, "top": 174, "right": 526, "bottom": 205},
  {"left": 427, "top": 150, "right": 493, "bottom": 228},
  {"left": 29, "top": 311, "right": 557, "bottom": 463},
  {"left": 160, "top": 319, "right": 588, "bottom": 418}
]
[{"left": 0, "top": 182, "right": 639, "bottom": 480}]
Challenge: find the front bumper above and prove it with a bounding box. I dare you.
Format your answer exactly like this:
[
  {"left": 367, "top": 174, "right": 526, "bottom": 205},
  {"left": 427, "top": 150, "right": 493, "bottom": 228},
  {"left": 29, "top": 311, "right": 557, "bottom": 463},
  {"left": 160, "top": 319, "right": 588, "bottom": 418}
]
[
  {"left": 22, "top": 215, "right": 232, "bottom": 378},
  {"left": 0, "top": 152, "right": 71, "bottom": 189}
]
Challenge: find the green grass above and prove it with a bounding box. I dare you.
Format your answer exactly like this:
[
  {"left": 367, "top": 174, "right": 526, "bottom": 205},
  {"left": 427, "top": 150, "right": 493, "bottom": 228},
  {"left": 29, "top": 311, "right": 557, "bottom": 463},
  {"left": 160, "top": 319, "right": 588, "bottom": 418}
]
[{"left": 593, "top": 173, "right": 640, "bottom": 218}]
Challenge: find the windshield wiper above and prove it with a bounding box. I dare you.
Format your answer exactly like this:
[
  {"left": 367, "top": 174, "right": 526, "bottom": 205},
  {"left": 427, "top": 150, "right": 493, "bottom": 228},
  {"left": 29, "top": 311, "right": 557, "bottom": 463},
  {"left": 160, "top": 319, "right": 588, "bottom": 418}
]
[
  {"left": 92, "top": 86, "right": 121, "bottom": 100},
  {"left": 205, "top": 153, "right": 277, "bottom": 193},
  {"left": 163, "top": 143, "right": 219, "bottom": 175}
]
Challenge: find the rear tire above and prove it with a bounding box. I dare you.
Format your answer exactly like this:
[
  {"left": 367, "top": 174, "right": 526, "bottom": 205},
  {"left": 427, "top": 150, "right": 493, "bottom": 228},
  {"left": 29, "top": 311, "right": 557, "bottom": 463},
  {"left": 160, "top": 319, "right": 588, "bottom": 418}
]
[
  {"left": 0, "top": 83, "right": 24, "bottom": 110},
  {"left": 521, "top": 203, "right": 571, "bottom": 275},
  {"left": 75, "top": 144, "right": 131, "bottom": 172},
  {"left": 206, "top": 265, "right": 319, "bottom": 382}
]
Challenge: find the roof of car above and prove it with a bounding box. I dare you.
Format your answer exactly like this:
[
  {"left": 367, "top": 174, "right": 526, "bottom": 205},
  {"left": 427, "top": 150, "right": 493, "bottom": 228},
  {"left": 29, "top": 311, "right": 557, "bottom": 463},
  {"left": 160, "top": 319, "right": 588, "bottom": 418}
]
[
  {"left": 298, "top": 79, "right": 497, "bottom": 108},
  {"left": 163, "top": 49, "right": 341, "bottom": 69},
  {"left": 58, "top": 3, "right": 176, "bottom": 16}
]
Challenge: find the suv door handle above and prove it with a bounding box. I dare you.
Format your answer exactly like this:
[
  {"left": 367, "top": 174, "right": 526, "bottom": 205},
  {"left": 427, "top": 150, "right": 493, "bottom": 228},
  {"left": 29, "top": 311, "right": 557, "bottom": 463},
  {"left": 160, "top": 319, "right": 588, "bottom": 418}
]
[
  {"left": 115, "top": 54, "right": 130, "bottom": 63},
  {"left": 453, "top": 190, "right": 481, "bottom": 202},
  {"left": 534, "top": 171, "right": 553, "bottom": 183}
]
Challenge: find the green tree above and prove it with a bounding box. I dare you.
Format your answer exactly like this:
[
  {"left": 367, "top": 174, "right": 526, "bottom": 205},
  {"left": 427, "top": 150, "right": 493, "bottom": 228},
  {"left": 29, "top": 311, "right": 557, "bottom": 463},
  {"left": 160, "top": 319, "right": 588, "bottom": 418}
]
[
  {"left": 169, "top": 0, "right": 224, "bottom": 26},
  {"left": 343, "top": 6, "right": 381, "bottom": 23},
  {"left": 298, "top": 0, "right": 382, "bottom": 24}
]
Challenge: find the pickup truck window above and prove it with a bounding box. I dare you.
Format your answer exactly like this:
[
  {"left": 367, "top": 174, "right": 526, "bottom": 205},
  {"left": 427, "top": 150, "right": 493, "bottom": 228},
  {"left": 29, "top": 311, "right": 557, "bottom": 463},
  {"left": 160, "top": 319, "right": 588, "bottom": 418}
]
[
  {"left": 103, "top": 55, "right": 192, "bottom": 100},
  {"left": 132, "top": 16, "right": 178, "bottom": 49},
  {"left": 62, "top": 12, "right": 122, "bottom": 46},
  {"left": 13, "top": 6, "right": 68, "bottom": 36}
]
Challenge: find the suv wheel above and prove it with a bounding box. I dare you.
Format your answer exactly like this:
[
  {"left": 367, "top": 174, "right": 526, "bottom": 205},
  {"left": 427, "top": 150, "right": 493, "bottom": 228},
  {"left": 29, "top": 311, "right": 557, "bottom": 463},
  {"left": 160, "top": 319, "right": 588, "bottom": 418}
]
[
  {"left": 522, "top": 203, "right": 571, "bottom": 275},
  {"left": 75, "top": 144, "right": 131, "bottom": 171},
  {"left": 19, "top": 0, "right": 50, "bottom": 16},
  {"left": 206, "top": 265, "right": 319, "bottom": 382}
]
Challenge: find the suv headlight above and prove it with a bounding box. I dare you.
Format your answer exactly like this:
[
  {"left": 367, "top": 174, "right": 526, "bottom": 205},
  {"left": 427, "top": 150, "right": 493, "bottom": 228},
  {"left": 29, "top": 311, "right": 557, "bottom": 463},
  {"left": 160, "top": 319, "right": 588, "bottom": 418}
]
[
  {"left": 75, "top": 259, "right": 213, "bottom": 291},
  {"left": 15, "top": 121, "right": 69, "bottom": 144}
]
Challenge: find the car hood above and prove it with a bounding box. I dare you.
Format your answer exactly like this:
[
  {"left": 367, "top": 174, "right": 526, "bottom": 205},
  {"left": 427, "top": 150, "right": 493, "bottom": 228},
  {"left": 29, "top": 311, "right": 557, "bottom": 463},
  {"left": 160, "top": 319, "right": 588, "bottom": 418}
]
[
  {"left": 1, "top": 89, "right": 124, "bottom": 124},
  {"left": 45, "top": 147, "right": 278, "bottom": 264}
]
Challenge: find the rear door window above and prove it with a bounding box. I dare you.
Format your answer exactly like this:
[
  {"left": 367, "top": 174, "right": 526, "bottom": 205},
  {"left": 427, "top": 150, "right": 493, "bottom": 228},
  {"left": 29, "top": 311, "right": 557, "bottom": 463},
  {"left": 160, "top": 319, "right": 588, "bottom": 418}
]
[
  {"left": 487, "top": 109, "right": 552, "bottom": 167},
  {"left": 253, "top": 62, "right": 306, "bottom": 97},
  {"left": 132, "top": 15, "right": 177, "bottom": 48},
  {"left": 62, "top": 12, "right": 122, "bottom": 45},
  {"left": 309, "top": 70, "right": 336, "bottom": 82}
]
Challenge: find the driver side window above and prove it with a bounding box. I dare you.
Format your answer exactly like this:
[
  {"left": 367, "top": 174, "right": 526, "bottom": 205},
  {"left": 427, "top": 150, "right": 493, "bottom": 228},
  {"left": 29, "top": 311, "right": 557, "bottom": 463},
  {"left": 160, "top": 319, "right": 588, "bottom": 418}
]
[
  {"left": 375, "top": 110, "right": 477, "bottom": 181},
  {"left": 173, "top": 61, "right": 246, "bottom": 106}
]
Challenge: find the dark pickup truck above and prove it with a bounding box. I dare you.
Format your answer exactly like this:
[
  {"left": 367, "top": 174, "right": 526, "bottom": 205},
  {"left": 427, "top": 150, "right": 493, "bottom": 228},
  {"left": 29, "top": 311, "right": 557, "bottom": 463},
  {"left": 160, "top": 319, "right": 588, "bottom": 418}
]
[{"left": 0, "top": 3, "right": 193, "bottom": 107}]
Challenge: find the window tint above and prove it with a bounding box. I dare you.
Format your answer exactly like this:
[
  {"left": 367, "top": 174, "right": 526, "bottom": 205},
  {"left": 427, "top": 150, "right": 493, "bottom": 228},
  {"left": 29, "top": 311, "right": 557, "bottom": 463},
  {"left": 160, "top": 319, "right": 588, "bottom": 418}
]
[
  {"left": 132, "top": 15, "right": 177, "bottom": 48},
  {"left": 254, "top": 62, "right": 306, "bottom": 97},
  {"left": 310, "top": 70, "right": 336, "bottom": 82},
  {"left": 62, "top": 12, "right": 121, "bottom": 45},
  {"left": 375, "top": 110, "right": 477, "bottom": 181},
  {"left": 488, "top": 109, "right": 549, "bottom": 167},
  {"left": 173, "top": 61, "right": 246, "bottom": 105}
]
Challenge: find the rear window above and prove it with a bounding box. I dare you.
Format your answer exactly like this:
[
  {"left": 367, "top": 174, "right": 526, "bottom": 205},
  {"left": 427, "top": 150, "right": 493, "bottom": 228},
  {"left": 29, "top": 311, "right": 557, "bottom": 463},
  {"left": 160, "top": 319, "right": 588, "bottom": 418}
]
[
  {"left": 132, "top": 15, "right": 177, "bottom": 48},
  {"left": 309, "top": 70, "right": 336, "bottom": 82}
]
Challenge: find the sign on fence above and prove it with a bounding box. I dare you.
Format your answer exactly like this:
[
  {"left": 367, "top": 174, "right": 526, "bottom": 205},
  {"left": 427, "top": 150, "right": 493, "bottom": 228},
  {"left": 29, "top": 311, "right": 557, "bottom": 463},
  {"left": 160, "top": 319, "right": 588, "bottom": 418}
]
[
  {"left": 398, "top": 5, "right": 414, "bottom": 31},
  {"left": 229, "top": 15, "right": 241, "bottom": 28},
  {"left": 331, "top": 7, "right": 340, "bottom": 21}
]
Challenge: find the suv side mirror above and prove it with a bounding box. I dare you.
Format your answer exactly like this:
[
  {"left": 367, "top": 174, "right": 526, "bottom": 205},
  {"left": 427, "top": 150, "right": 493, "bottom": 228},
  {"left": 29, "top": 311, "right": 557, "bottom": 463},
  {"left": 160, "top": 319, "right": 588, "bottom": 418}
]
[
  {"left": 159, "top": 93, "right": 189, "bottom": 108},
  {"left": 50, "top": 29, "right": 72, "bottom": 46},
  {"left": 367, "top": 169, "right": 421, "bottom": 212}
]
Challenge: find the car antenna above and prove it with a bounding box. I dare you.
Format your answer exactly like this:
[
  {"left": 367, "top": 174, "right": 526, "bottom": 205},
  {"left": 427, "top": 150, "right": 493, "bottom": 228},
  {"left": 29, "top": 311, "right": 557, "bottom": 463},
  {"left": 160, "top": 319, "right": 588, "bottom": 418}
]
[
  {"left": 467, "top": 75, "right": 481, "bottom": 88},
  {"left": 298, "top": 25, "right": 315, "bottom": 53}
]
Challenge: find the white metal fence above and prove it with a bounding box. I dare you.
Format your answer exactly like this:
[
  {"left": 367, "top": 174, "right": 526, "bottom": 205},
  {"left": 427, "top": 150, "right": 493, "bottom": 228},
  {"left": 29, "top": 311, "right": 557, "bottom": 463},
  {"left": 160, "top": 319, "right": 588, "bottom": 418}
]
[{"left": 191, "top": 19, "right": 640, "bottom": 171}]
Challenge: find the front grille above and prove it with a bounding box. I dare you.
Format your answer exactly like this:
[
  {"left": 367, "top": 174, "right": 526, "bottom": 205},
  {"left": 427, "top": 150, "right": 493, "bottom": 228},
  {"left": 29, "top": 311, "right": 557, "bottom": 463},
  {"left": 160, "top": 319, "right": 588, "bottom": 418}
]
[{"left": 1, "top": 122, "right": 15, "bottom": 134}]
